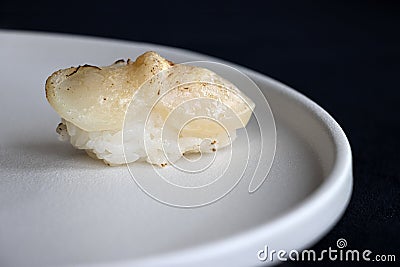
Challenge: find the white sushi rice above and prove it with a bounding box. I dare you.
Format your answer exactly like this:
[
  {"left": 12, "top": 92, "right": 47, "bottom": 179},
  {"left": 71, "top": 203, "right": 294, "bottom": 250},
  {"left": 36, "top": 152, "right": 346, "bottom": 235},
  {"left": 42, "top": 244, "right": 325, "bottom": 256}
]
[{"left": 57, "top": 117, "right": 235, "bottom": 166}]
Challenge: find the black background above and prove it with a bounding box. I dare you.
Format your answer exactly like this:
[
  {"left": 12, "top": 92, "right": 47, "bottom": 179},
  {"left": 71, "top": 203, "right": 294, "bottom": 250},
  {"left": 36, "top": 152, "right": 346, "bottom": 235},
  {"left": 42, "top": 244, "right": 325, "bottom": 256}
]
[{"left": 1, "top": 0, "right": 399, "bottom": 266}]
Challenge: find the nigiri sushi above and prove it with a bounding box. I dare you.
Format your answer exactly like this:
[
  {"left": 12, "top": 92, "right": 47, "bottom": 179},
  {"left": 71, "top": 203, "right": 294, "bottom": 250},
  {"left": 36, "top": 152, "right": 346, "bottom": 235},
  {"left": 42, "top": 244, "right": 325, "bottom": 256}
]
[{"left": 45, "top": 51, "right": 255, "bottom": 166}]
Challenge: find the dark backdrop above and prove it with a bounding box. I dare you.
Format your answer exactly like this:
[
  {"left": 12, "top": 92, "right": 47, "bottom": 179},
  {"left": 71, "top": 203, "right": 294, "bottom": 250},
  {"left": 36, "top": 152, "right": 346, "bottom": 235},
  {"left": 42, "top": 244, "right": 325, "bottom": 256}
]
[{"left": 1, "top": 0, "right": 399, "bottom": 266}]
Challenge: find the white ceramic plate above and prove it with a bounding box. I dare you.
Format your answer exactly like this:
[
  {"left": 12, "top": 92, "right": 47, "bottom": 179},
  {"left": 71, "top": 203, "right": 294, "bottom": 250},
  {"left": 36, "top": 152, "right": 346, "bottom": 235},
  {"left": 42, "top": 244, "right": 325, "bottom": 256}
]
[{"left": 0, "top": 30, "right": 352, "bottom": 267}]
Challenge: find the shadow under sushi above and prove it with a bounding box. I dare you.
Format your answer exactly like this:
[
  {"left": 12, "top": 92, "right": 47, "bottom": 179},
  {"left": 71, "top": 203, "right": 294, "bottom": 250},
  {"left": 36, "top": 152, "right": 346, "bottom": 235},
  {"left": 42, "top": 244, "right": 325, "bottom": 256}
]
[{"left": 2, "top": 141, "right": 113, "bottom": 171}]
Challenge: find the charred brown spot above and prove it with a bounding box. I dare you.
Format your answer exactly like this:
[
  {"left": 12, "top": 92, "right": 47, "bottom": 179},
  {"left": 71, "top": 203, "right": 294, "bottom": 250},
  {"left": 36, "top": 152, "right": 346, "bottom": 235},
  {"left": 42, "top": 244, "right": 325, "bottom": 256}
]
[
  {"left": 114, "top": 59, "right": 125, "bottom": 64},
  {"left": 211, "top": 140, "right": 217, "bottom": 145},
  {"left": 157, "top": 89, "right": 160, "bottom": 95},
  {"left": 56, "top": 123, "right": 65, "bottom": 134},
  {"left": 66, "top": 66, "right": 81, "bottom": 77},
  {"left": 160, "top": 163, "right": 167, "bottom": 167},
  {"left": 66, "top": 64, "right": 101, "bottom": 77},
  {"left": 127, "top": 58, "right": 132, "bottom": 64},
  {"left": 167, "top": 60, "right": 175, "bottom": 66},
  {"left": 212, "top": 148, "right": 216, "bottom": 152},
  {"left": 82, "top": 64, "right": 101, "bottom": 70}
]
